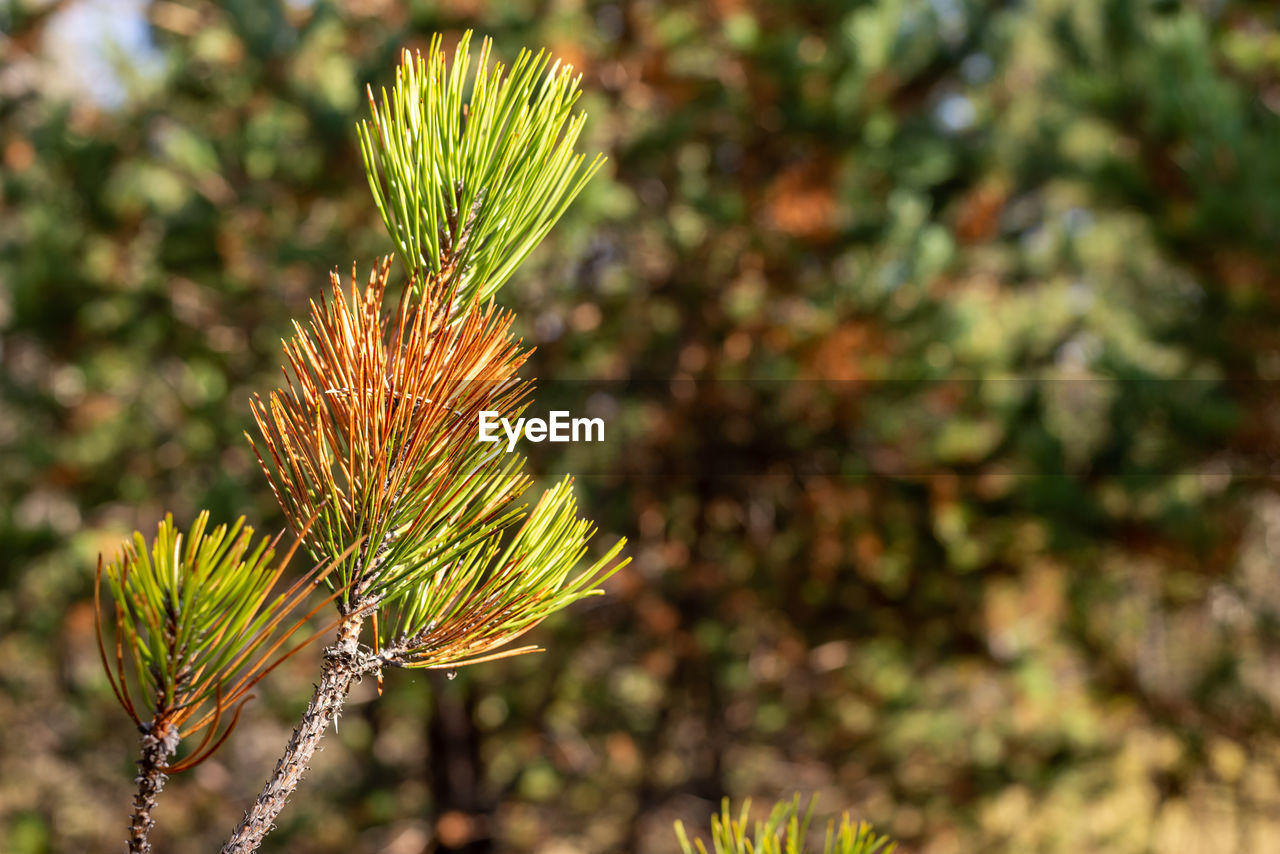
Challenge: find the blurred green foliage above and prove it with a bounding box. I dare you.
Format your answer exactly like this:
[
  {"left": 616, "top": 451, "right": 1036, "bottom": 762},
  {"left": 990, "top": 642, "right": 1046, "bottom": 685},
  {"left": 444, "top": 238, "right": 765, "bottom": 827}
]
[{"left": 4, "top": 0, "right": 1280, "bottom": 852}]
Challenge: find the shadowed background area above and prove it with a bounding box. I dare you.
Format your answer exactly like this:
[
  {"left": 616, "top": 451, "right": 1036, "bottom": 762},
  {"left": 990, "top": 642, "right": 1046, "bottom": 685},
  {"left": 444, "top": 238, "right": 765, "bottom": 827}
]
[{"left": 5, "top": 0, "right": 1280, "bottom": 852}]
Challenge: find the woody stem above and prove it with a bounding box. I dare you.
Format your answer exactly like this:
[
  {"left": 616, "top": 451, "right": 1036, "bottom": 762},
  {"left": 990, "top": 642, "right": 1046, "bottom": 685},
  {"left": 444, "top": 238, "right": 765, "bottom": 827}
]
[
  {"left": 128, "top": 725, "right": 178, "bottom": 854},
  {"left": 219, "top": 613, "right": 371, "bottom": 854}
]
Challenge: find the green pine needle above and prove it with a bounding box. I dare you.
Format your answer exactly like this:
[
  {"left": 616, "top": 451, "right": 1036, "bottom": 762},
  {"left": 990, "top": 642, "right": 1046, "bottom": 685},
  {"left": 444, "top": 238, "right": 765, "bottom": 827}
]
[
  {"left": 96, "top": 512, "right": 340, "bottom": 765},
  {"left": 357, "top": 30, "right": 605, "bottom": 303},
  {"left": 378, "top": 476, "right": 628, "bottom": 669},
  {"left": 674, "top": 796, "right": 896, "bottom": 854}
]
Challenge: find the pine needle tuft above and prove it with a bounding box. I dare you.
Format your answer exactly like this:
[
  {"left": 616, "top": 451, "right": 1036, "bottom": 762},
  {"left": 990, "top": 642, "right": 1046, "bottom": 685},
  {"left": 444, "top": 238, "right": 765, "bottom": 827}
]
[
  {"left": 674, "top": 796, "right": 896, "bottom": 854},
  {"left": 358, "top": 31, "right": 604, "bottom": 303},
  {"left": 95, "top": 512, "right": 343, "bottom": 770}
]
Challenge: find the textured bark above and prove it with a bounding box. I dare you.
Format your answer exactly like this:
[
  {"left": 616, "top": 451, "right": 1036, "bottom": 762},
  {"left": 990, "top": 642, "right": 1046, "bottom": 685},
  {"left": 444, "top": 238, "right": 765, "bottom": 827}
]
[
  {"left": 221, "top": 614, "right": 368, "bottom": 854},
  {"left": 128, "top": 727, "right": 178, "bottom": 854}
]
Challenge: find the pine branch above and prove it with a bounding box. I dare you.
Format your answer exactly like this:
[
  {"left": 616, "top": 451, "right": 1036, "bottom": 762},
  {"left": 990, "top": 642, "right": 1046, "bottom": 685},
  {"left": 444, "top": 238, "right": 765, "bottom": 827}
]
[
  {"left": 97, "top": 510, "right": 349, "bottom": 853},
  {"left": 99, "top": 32, "right": 618, "bottom": 854},
  {"left": 219, "top": 34, "right": 623, "bottom": 854}
]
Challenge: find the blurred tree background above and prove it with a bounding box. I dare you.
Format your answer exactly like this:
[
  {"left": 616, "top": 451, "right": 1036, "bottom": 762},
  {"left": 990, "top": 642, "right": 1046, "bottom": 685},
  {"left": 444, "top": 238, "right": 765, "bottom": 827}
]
[{"left": 4, "top": 0, "right": 1280, "bottom": 852}]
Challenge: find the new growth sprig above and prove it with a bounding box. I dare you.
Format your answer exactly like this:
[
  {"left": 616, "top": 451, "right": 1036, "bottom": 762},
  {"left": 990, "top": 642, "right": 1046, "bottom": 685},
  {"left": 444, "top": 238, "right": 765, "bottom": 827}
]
[
  {"left": 358, "top": 30, "right": 604, "bottom": 302},
  {"left": 95, "top": 512, "right": 347, "bottom": 853},
  {"left": 96, "top": 512, "right": 339, "bottom": 765},
  {"left": 674, "top": 796, "right": 897, "bottom": 854}
]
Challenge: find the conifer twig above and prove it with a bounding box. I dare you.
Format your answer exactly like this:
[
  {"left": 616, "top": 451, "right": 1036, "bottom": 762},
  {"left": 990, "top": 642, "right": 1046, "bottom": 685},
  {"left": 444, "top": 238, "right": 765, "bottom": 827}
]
[
  {"left": 97, "top": 514, "right": 341, "bottom": 854},
  {"left": 358, "top": 30, "right": 604, "bottom": 302}
]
